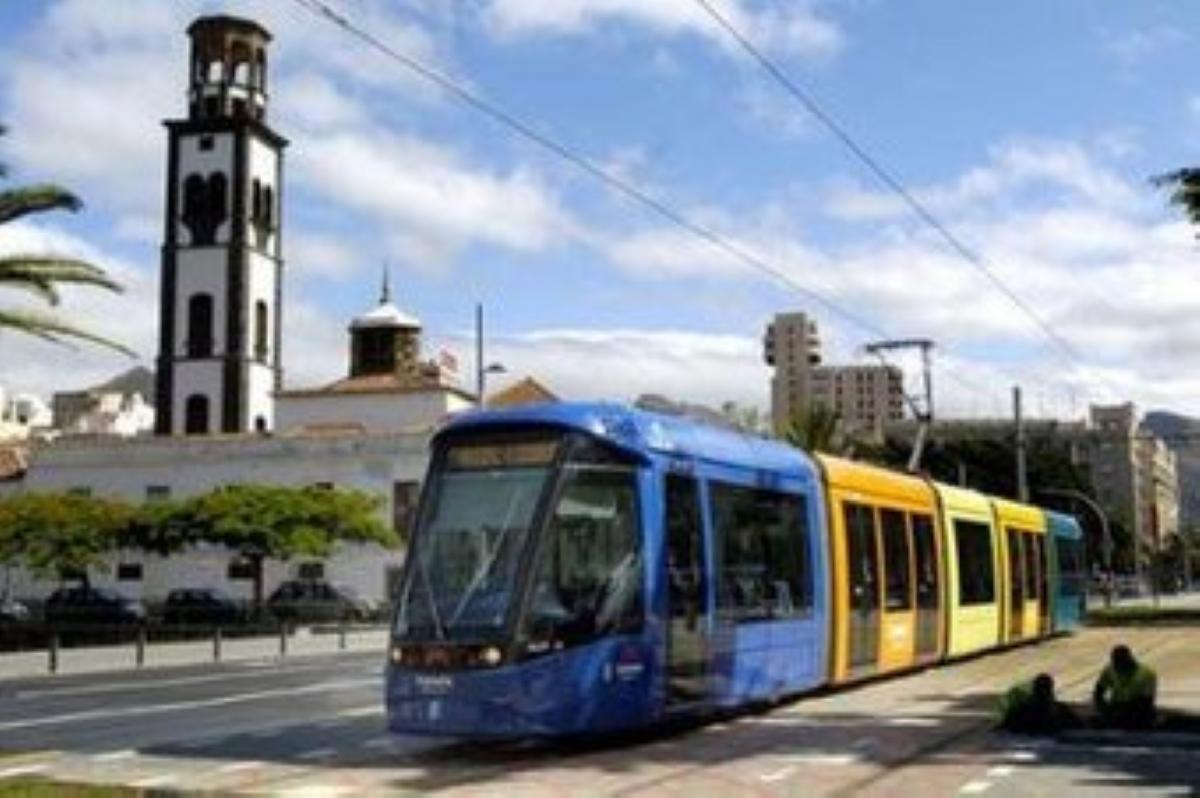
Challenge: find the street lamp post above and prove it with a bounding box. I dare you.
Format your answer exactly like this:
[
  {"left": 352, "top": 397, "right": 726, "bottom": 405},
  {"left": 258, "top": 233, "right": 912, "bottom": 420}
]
[
  {"left": 1039, "top": 487, "right": 1113, "bottom": 607},
  {"left": 474, "top": 303, "right": 506, "bottom": 407}
]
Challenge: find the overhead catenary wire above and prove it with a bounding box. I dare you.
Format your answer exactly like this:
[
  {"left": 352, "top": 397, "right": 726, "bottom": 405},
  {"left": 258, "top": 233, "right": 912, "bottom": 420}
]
[
  {"left": 688, "top": 0, "right": 1086, "bottom": 369},
  {"left": 286, "top": 0, "right": 1013, "bottom": 409}
]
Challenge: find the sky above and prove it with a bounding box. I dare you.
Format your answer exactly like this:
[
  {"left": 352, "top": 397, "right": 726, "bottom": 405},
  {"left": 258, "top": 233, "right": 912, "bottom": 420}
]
[{"left": 0, "top": 0, "right": 1198, "bottom": 421}]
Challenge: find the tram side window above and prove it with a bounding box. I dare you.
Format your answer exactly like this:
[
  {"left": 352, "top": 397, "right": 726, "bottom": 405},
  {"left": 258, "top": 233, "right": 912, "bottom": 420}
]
[
  {"left": 881, "top": 508, "right": 913, "bottom": 611},
  {"left": 1055, "top": 538, "right": 1083, "bottom": 595},
  {"left": 527, "top": 458, "right": 643, "bottom": 644},
  {"left": 712, "top": 483, "right": 811, "bottom": 622},
  {"left": 1018, "top": 529, "right": 1038, "bottom": 599},
  {"left": 954, "top": 520, "right": 995, "bottom": 605},
  {"left": 912, "top": 514, "right": 939, "bottom": 609}
]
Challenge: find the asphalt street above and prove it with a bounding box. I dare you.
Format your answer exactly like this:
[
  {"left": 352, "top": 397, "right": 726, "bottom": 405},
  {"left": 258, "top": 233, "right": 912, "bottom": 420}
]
[{"left": 0, "top": 627, "right": 1197, "bottom": 796}]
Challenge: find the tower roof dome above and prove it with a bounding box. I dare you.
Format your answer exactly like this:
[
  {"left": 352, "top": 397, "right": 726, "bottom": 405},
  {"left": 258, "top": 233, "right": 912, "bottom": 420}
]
[
  {"left": 349, "top": 267, "right": 420, "bottom": 329},
  {"left": 350, "top": 301, "right": 421, "bottom": 330}
]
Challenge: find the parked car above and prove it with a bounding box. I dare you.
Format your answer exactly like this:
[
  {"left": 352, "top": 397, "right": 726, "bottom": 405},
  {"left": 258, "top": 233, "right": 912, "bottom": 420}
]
[
  {"left": 43, "top": 586, "right": 146, "bottom": 626},
  {"left": 267, "top": 580, "right": 376, "bottom": 623},
  {"left": 0, "top": 597, "right": 30, "bottom": 623},
  {"left": 162, "top": 587, "right": 243, "bottom": 626}
]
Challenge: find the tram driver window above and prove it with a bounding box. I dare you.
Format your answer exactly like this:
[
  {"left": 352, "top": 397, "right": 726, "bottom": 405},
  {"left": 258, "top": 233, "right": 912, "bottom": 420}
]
[
  {"left": 713, "top": 483, "right": 811, "bottom": 622},
  {"left": 954, "top": 519, "right": 995, "bottom": 605}
]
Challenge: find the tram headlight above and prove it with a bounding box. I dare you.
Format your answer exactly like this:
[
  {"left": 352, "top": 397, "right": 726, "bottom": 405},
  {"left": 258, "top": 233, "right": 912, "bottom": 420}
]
[
  {"left": 480, "top": 645, "right": 503, "bottom": 667},
  {"left": 390, "top": 645, "right": 405, "bottom": 666}
]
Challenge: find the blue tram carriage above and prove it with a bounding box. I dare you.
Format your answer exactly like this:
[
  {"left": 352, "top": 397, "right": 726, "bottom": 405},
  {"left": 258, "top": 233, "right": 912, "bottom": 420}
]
[{"left": 386, "top": 402, "right": 829, "bottom": 737}]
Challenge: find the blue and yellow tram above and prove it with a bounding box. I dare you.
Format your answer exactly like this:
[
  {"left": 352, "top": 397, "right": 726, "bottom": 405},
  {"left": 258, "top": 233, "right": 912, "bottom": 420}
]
[{"left": 386, "top": 403, "right": 1085, "bottom": 737}]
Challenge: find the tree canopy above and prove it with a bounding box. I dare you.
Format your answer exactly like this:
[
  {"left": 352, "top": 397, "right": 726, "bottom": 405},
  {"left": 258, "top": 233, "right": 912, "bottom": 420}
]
[{"left": 0, "top": 485, "right": 398, "bottom": 591}]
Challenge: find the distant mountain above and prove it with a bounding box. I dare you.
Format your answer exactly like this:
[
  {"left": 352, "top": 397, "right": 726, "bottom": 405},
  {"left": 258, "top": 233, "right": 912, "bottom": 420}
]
[
  {"left": 87, "top": 366, "right": 155, "bottom": 401},
  {"left": 1143, "top": 411, "right": 1200, "bottom": 530}
]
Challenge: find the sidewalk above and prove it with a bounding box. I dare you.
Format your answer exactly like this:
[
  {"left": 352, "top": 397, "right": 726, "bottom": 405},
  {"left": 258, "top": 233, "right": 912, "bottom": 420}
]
[{"left": 0, "top": 627, "right": 389, "bottom": 681}]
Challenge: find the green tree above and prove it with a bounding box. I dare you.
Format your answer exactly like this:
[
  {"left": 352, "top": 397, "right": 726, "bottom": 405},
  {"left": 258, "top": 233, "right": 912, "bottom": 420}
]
[
  {"left": 783, "top": 404, "right": 854, "bottom": 455},
  {"left": 0, "top": 124, "right": 133, "bottom": 353},
  {"left": 145, "top": 485, "right": 398, "bottom": 609},
  {"left": 1152, "top": 167, "right": 1200, "bottom": 234},
  {"left": 0, "top": 492, "right": 133, "bottom": 584}
]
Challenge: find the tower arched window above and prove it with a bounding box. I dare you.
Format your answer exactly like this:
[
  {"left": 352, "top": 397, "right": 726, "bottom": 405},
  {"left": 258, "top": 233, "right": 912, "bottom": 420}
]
[
  {"left": 252, "top": 179, "right": 262, "bottom": 221},
  {"left": 254, "top": 300, "right": 269, "bottom": 362},
  {"left": 182, "top": 173, "right": 207, "bottom": 245},
  {"left": 263, "top": 186, "right": 274, "bottom": 228},
  {"left": 206, "top": 172, "right": 228, "bottom": 240},
  {"left": 184, "top": 394, "right": 209, "bottom": 436},
  {"left": 206, "top": 60, "right": 224, "bottom": 83},
  {"left": 187, "top": 293, "right": 214, "bottom": 358}
]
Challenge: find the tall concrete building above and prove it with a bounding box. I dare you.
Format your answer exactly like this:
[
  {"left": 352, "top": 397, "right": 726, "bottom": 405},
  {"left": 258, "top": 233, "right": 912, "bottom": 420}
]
[
  {"left": 1071, "top": 403, "right": 1178, "bottom": 571},
  {"left": 764, "top": 312, "right": 904, "bottom": 438}
]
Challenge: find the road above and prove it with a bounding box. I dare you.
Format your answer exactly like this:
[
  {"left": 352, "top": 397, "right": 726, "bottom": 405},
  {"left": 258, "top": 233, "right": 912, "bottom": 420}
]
[{"left": 0, "top": 627, "right": 1197, "bottom": 796}]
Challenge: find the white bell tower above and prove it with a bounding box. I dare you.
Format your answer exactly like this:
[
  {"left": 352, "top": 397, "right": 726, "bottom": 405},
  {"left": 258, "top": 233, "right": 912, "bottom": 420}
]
[{"left": 155, "top": 15, "right": 287, "bottom": 436}]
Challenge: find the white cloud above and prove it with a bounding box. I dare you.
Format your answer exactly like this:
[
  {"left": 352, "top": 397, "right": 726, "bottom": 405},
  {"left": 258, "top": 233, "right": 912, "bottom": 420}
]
[
  {"left": 482, "top": 0, "right": 843, "bottom": 60},
  {"left": 824, "top": 139, "right": 1136, "bottom": 223},
  {"left": 1102, "top": 26, "right": 1187, "bottom": 70},
  {"left": 295, "top": 126, "right": 577, "bottom": 267},
  {"left": 475, "top": 327, "right": 771, "bottom": 409},
  {"left": 0, "top": 221, "right": 158, "bottom": 397}
]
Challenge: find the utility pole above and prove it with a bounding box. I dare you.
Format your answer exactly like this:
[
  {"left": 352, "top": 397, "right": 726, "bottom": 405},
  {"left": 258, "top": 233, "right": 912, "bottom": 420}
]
[
  {"left": 1014, "top": 385, "right": 1028, "bottom": 502},
  {"left": 475, "top": 302, "right": 484, "bottom": 408},
  {"left": 864, "top": 338, "right": 934, "bottom": 473}
]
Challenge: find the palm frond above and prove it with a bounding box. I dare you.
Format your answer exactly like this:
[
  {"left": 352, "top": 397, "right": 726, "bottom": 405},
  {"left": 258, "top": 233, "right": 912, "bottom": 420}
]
[
  {"left": 0, "top": 184, "right": 83, "bottom": 224},
  {"left": 0, "top": 257, "right": 124, "bottom": 304},
  {"left": 0, "top": 307, "right": 136, "bottom": 357}
]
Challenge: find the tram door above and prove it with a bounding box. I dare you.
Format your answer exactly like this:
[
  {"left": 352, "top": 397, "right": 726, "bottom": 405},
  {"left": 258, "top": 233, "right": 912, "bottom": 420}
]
[
  {"left": 665, "top": 473, "right": 709, "bottom": 705},
  {"left": 1035, "top": 536, "right": 1050, "bottom": 634},
  {"left": 844, "top": 502, "right": 881, "bottom": 672},
  {"left": 1006, "top": 529, "right": 1025, "bottom": 640},
  {"left": 912, "top": 514, "right": 940, "bottom": 658}
]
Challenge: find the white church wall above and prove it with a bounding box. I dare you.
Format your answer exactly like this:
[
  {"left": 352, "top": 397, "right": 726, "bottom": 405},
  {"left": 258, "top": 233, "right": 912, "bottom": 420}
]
[
  {"left": 246, "top": 249, "right": 277, "bottom": 361},
  {"left": 246, "top": 363, "right": 275, "bottom": 431},
  {"left": 247, "top": 135, "right": 279, "bottom": 257},
  {"left": 276, "top": 391, "right": 469, "bottom": 435}
]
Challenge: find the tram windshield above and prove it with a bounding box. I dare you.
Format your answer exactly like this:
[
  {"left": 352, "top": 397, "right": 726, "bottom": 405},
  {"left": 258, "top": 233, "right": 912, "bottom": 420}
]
[{"left": 393, "top": 430, "right": 643, "bottom": 647}]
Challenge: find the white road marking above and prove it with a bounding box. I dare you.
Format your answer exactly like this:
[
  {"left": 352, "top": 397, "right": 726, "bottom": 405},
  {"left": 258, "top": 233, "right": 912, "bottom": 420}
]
[
  {"left": 1006, "top": 750, "right": 1039, "bottom": 762},
  {"left": 217, "top": 761, "right": 262, "bottom": 773},
  {"left": 885, "top": 716, "right": 938, "bottom": 727},
  {"left": 0, "top": 677, "right": 375, "bottom": 732},
  {"left": 131, "top": 775, "right": 176, "bottom": 788},
  {"left": 298, "top": 747, "right": 337, "bottom": 761},
  {"left": 337, "top": 705, "right": 383, "bottom": 719},
  {"left": 0, "top": 763, "right": 48, "bottom": 779},
  {"left": 93, "top": 749, "right": 137, "bottom": 762},
  {"left": 277, "top": 786, "right": 355, "bottom": 797},
  {"left": 779, "top": 753, "right": 856, "bottom": 766},
  {"left": 987, "top": 765, "right": 1014, "bottom": 778},
  {"left": 15, "top": 658, "right": 360, "bottom": 700},
  {"left": 760, "top": 765, "right": 796, "bottom": 783},
  {"left": 959, "top": 781, "right": 992, "bottom": 794}
]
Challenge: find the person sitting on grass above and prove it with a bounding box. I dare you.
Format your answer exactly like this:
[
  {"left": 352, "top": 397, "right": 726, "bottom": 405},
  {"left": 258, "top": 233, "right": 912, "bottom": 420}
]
[
  {"left": 997, "top": 672, "right": 1078, "bottom": 734},
  {"left": 1093, "top": 644, "right": 1157, "bottom": 729}
]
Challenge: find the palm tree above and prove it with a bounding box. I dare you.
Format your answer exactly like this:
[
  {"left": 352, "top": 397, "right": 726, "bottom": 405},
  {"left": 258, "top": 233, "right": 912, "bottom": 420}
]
[
  {"left": 0, "top": 124, "right": 132, "bottom": 354},
  {"left": 782, "top": 403, "right": 849, "bottom": 455},
  {"left": 1151, "top": 167, "right": 1200, "bottom": 236}
]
